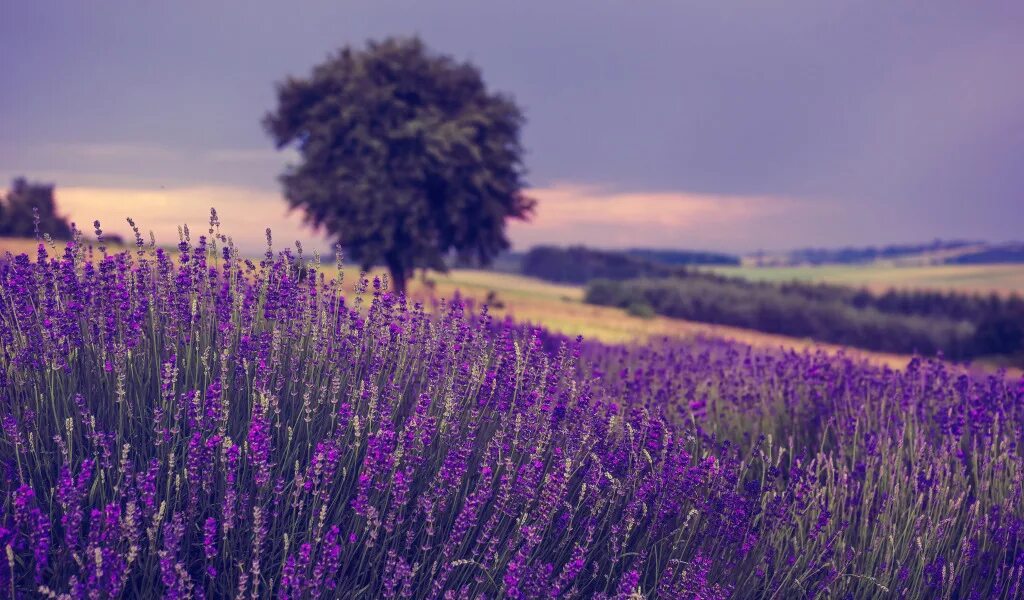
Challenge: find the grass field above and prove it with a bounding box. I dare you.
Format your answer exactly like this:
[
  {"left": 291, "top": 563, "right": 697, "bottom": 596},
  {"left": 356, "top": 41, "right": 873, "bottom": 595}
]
[{"left": 705, "top": 263, "right": 1024, "bottom": 295}]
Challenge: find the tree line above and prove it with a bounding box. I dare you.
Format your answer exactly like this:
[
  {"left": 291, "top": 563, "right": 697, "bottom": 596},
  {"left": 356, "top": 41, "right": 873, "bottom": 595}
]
[
  {"left": 520, "top": 245, "right": 736, "bottom": 284},
  {"left": 766, "top": 240, "right": 978, "bottom": 266},
  {"left": 521, "top": 246, "right": 1023, "bottom": 360},
  {"left": 584, "top": 274, "right": 1024, "bottom": 360},
  {"left": 0, "top": 178, "right": 72, "bottom": 239},
  {"left": 623, "top": 247, "right": 739, "bottom": 266},
  {"left": 947, "top": 243, "right": 1024, "bottom": 264}
]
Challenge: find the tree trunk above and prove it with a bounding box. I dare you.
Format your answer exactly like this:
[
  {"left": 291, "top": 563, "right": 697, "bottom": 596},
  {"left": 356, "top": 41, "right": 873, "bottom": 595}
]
[{"left": 386, "top": 256, "right": 408, "bottom": 296}]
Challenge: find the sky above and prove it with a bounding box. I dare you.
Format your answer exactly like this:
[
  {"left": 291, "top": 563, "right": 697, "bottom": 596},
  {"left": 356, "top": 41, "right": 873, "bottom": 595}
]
[{"left": 1, "top": 1, "right": 1022, "bottom": 254}]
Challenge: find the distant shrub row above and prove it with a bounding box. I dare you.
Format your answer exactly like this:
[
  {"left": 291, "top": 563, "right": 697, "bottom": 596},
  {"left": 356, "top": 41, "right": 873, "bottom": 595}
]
[
  {"left": 760, "top": 239, "right": 978, "bottom": 266},
  {"left": 585, "top": 275, "right": 1024, "bottom": 360},
  {"left": 946, "top": 243, "right": 1024, "bottom": 264},
  {"left": 623, "top": 247, "right": 740, "bottom": 266},
  {"left": 520, "top": 245, "right": 736, "bottom": 284}
]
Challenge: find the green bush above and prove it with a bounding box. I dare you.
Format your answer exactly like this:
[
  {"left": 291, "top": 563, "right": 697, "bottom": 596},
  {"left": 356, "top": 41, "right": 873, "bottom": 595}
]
[
  {"left": 585, "top": 277, "right": 1002, "bottom": 358},
  {"left": 626, "top": 300, "right": 656, "bottom": 319}
]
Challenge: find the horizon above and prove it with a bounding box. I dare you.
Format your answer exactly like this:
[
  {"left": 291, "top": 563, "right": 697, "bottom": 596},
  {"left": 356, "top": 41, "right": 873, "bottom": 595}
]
[{"left": 8, "top": 181, "right": 1021, "bottom": 258}]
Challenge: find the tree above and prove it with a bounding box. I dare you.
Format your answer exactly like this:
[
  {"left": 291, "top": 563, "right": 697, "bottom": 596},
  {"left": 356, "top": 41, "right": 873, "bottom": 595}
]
[
  {"left": 263, "top": 36, "right": 534, "bottom": 294},
  {"left": 0, "top": 178, "right": 72, "bottom": 239}
]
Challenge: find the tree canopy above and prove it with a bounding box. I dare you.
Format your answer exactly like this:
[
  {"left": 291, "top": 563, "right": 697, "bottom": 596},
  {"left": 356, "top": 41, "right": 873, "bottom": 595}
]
[
  {"left": 263, "top": 36, "right": 534, "bottom": 293},
  {"left": 0, "top": 178, "right": 72, "bottom": 239}
]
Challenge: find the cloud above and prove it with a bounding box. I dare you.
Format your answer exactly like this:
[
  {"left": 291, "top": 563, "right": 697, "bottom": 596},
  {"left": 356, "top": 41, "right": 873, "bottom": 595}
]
[
  {"left": 56, "top": 185, "right": 330, "bottom": 255},
  {"left": 3, "top": 2, "right": 1022, "bottom": 246},
  {"left": 510, "top": 183, "right": 804, "bottom": 250},
  {"left": 52, "top": 181, "right": 810, "bottom": 255}
]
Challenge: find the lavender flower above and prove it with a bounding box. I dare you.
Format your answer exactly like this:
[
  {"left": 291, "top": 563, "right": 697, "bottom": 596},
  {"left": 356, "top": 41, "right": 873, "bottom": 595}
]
[{"left": 0, "top": 223, "right": 1019, "bottom": 598}]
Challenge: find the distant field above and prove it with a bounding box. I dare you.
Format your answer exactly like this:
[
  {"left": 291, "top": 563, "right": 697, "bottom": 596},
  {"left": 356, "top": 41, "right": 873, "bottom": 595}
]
[
  {"left": 706, "top": 263, "right": 1024, "bottom": 296},
  {"left": 417, "top": 270, "right": 930, "bottom": 370},
  {"left": 0, "top": 237, "right": 51, "bottom": 255},
  {"left": 0, "top": 236, "right": 161, "bottom": 256},
  {"left": 2, "top": 237, "right": 1015, "bottom": 374},
  {"left": 426, "top": 270, "right": 1022, "bottom": 376}
]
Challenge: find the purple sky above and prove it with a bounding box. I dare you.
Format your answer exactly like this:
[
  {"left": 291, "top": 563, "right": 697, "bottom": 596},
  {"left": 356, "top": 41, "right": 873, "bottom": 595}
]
[{"left": 1, "top": 1, "right": 1022, "bottom": 254}]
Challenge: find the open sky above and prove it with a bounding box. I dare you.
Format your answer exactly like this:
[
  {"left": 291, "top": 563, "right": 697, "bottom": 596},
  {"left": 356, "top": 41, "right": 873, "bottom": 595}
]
[{"left": 2, "top": 1, "right": 1022, "bottom": 254}]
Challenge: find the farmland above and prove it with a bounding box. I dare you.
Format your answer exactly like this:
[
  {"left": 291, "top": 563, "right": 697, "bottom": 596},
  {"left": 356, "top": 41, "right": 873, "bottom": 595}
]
[
  {"left": 0, "top": 237, "right": 1014, "bottom": 373},
  {"left": 417, "top": 269, "right": 922, "bottom": 369},
  {"left": 2, "top": 234, "right": 1022, "bottom": 598},
  {"left": 4, "top": 3, "right": 1021, "bottom": 597},
  {"left": 705, "top": 263, "right": 1024, "bottom": 296}
]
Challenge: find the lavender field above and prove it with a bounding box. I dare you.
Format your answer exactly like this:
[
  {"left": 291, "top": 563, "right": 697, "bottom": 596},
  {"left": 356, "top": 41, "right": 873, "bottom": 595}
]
[{"left": 1, "top": 223, "right": 1022, "bottom": 599}]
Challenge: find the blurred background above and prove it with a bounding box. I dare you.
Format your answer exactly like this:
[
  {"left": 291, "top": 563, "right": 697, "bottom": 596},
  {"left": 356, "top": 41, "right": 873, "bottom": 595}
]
[{"left": 2, "top": 1, "right": 1023, "bottom": 367}]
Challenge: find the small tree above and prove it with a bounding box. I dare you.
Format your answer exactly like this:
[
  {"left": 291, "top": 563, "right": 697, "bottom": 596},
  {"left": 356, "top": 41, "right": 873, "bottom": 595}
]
[
  {"left": 263, "top": 36, "right": 534, "bottom": 294},
  {"left": 0, "top": 178, "right": 72, "bottom": 239}
]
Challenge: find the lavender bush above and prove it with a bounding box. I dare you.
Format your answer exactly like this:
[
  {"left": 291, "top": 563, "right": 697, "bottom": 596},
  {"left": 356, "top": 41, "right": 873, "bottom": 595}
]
[{"left": 0, "top": 218, "right": 1021, "bottom": 598}]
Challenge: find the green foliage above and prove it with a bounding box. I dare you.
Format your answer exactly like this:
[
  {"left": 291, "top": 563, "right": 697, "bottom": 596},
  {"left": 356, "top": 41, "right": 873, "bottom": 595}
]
[
  {"left": 263, "top": 36, "right": 534, "bottom": 293},
  {"left": 625, "top": 247, "right": 740, "bottom": 266},
  {"left": 947, "top": 242, "right": 1024, "bottom": 264},
  {"left": 585, "top": 276, "right": 1024, "bottom": 359},
  {"left": 520, "top": 245, "right": 688, "bottom": 284},
  {"left": 520, "top": 246, "right": 741, "bottom": 285},
  {"left": 0, "top": 177, "right": 72, "bottom": 239},
  {"left": 529, "top": 246, "right": 1024, "bottom": 359},
  {"left": 762, "top": 239, "right": 978, "bottom": 266},
  {"left": 625, "top": 300, "right": 656, "bottom": 319}
]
